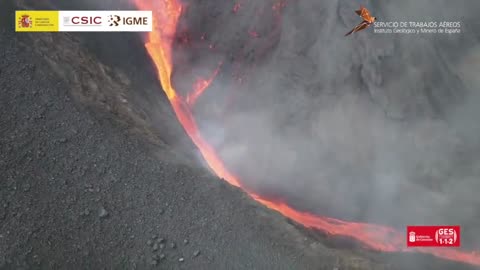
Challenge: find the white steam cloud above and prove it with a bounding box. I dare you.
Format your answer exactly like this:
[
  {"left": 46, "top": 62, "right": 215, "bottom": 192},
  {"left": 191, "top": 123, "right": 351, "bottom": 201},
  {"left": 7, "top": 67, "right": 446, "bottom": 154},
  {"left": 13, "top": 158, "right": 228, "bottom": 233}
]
[{"left": 185, "top": 0, "right": 480, "bottom": 250}]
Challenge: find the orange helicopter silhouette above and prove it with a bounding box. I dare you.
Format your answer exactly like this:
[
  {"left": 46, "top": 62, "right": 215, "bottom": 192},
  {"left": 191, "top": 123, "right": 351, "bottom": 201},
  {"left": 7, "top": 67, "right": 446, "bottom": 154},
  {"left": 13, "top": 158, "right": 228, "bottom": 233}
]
[{"left": 345, "top": 5, "right": 377, "bottom": 36}]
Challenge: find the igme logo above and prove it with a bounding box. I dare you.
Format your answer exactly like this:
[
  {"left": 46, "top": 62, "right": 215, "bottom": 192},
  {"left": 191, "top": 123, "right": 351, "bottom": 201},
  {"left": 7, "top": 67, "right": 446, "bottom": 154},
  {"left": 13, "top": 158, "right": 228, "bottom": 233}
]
[
  {"left": 108, "top": 15, "right": 121, "bottom": 26},
  {"left": 108, "top": 14, "right": 149, "bottom": 27}
]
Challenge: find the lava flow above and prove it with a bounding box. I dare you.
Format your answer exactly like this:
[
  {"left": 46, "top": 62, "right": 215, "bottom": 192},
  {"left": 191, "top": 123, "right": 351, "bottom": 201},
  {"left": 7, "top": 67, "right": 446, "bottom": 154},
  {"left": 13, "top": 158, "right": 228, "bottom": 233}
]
[
  {"left": 134, "top": 0, "right": 480, "bottom": 266},
  {"left": 186, "top": 62, "right": 223, "bottom": 107}
]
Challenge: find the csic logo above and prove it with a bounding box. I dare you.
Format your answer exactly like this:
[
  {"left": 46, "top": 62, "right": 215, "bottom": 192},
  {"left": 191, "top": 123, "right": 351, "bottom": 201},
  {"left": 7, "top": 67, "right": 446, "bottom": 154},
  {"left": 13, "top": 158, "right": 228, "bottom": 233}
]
[
  {"left": 63, "top": 16, "right": 102, "bottom": 26},
  {"left": 18, "top": 14, "right": 33, "bottom": 28},
  {"left": 107, "top": 15, "right": 149, "bottom": 27}
]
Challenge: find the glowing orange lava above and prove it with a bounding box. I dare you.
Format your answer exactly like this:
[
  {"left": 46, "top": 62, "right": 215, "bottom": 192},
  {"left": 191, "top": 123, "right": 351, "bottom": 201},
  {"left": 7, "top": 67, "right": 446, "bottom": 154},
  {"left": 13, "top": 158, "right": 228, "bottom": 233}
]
[
  {"left": 187, "top": 62, "right": 223, "bottom": 106},
  {"left": 134, "top": 0, "right": 480, "bottom": 266}
]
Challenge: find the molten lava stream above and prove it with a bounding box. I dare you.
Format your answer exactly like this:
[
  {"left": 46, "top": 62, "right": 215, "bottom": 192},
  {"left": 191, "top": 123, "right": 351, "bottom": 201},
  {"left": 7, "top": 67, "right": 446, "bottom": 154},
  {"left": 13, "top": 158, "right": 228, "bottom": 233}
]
[
  {"left": 134, "top": 0, "right": 480, "bottom": 266},
  {"left": 187, "top": 62, "right": 222, "bottom": 107}
]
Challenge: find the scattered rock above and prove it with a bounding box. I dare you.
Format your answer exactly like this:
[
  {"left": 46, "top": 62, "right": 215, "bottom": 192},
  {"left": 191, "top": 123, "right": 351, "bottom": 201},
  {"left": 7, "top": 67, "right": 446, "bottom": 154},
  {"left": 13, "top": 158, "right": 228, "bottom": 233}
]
[
  {"left": 85, "top": 184, "right": 94, "bottom": 192},
  {"left": 183, "top": 239, "right": 189, "bottom": 245},
  {"left": 98, "top": 206, "right": 108, "bottom": 218},
  {"left": 147, "top": 240, "right": 153, "bottom": 246},
  {"left": 159, "top": 254, "right": 165, "bottom": 260},
  {"left": 170, "top": 242, "right": 176, "bottom": 249},
  {"left": 159, "top": 244, "right": 165, "bottom": 250},
  {"left": 150, "top": 259, "right": 158, "bottom": 266},
  {"left": 152, "top": 243, "right": 158, "bottom": 251},
  {"left": 22, "top": 184, "right": 31, "bottom": 192},
  {"left": 151, "top": 235, "right": 158, "bottom": 240},
  {"left": 179, "top": 257, "right": 184, "bottom": 262},
  {"left": 156, "top": 238, "right": 165, "bottom": 243},
  {"left": 193, "top": 250, "right": 200, "bottom": 257},
  {"left": 32, "top": 254, "right": 40, "bottom": 265}
]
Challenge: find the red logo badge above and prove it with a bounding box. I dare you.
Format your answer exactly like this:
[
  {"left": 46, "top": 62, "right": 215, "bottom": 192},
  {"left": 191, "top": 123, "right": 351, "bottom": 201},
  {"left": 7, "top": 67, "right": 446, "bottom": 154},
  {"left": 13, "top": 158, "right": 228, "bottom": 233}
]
[
  {"left": 407, "top": 225, "right": 460, "bottom": 247},
  {"left": 18, "top": 14, "right": 33, "bottom": 28}
]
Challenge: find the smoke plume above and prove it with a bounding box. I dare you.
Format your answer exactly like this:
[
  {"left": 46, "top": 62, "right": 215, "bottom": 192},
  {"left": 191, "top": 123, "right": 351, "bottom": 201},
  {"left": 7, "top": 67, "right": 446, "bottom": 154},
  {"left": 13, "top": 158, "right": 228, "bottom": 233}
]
[{"left": 177, "top": 0, "right": 480, "bottom": 249}]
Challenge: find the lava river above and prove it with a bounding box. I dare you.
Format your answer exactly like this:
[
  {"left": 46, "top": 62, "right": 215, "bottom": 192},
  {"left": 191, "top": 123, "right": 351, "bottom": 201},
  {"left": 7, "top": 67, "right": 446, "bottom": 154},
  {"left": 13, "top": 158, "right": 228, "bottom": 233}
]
[{"left": 133, "top": 0, "right": 480, "bottom": 266}]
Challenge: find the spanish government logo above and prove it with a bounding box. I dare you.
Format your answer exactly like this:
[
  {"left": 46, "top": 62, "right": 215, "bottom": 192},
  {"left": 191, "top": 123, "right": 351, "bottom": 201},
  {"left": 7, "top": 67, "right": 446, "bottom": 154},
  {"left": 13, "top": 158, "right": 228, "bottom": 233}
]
[
  {"left": 15, "top": 11, "right": 59, "bottom": 32},
  {"left": 18, "top": 14, "right": 33, "bottom": 28}
]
